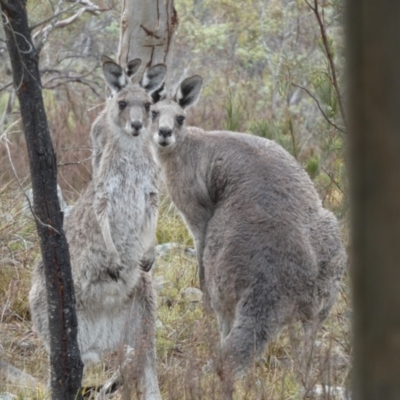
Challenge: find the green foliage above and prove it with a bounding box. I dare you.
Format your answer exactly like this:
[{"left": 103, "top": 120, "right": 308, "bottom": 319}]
[
  {"left": 248, "top": 116, "right": 298, "bottom": 158},
  {"left": 105, "top": 20, "right": 120, "bottom": 35},
  {"left": 313, "top": 71, "right": 339, "bottom": 119},
  {"left": 175, "top": 0, "right": 346, "bottom": 216},
  {"left": 223, "top": 91, "right": 244, "bottom": 132}
]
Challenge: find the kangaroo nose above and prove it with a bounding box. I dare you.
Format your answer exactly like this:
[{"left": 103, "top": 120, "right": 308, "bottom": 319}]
[
  {"left": 159, "top": 127, "right": 172, "bottom": 138},
  {"left": 131, "top": 121, "right": 143, "bottom": 131}
]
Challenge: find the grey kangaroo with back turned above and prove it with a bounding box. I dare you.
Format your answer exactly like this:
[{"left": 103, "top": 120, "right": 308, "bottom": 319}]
[
  {"left": 29, "top": 57, "right": 166, "bottom": 400},
  {"left": 150, "top": 76, "right": 346, "bottom": 391}
]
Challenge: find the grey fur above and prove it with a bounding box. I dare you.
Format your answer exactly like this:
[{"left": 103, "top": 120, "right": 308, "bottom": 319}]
[
  {"left": 92, "top": 57, "right": 167, "bottom": 172},
  {"left": 29, "top": 58, "right": 166, "bottom": 399},
  {"left": 151, "top": 77, "right": 346, "bottom": 379}
]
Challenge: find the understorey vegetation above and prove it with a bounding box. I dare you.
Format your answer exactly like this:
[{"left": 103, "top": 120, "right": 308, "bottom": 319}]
[{"left": 0, "top": 0, "right": 349, "bottom": 398}]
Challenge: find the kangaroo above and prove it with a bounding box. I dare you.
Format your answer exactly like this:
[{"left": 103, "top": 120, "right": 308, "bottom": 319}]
[
  {"left": 29, "top": 57, "right": 166, "bottom": 400},
  {"left": 150, "top": 76, "right": 346, "bottom": 390}
]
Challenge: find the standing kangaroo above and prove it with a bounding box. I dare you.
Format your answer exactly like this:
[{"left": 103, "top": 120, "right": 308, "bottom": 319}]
[
  {"left": 150, "top": 76, "right": 346, "bottom": 388},
  {"left": 29, "top": 57, "right": 166, "bottom": 400}
]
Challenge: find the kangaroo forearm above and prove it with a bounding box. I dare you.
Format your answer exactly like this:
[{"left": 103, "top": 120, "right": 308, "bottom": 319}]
[{"left": 94, "top": 199, "right": 118, "bottom": 256}]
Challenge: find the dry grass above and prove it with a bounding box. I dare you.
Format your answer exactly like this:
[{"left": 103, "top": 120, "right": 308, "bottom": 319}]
[
  {"left": 0, "top": 189, "right": 351, "bottom": 399},
  {"left": 0, "top": 87, "right": 98, "bottom": 201}
]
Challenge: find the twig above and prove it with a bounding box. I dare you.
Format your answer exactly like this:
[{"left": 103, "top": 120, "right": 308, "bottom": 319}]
[
  {"left": 11, "top": 30, "right": 33, "bottom": 54},
  {"left": 32, "top": 0, "right": 105, "bottom": 54},
  {"left": 2, "top": 11, "right": 39, "bottom": 92},
  {"left": 1, "top": 133, "right": 61, "bottom": 234},
  {"left": 61, "top": 146, "right": 92, "bottom": 151},
  {"left": 292, "top": 83, "right": 346, "bottom": 134},
  {"left": 34, "top": 0, "right": 64, "bottom": 54},
  {"left": 0, "top": 91, "right": 14, "bottom": 135},
  {"left": 41, "top": 65, "right": 103, "bottom": 97},
  {"left": 58, "top": 155, "right": 93, "bottom": 167},
  {"left": 0, "top": 117, "right": 20, "bottom": 141},
  {"left": 29, "top": 3, "right": 81, "bottom": 31},
  {"left": 305, "top": 0, "right": 346, "bottom": 127},
  {"left": 44, "top": 76, "right": 102, "bottom": 97},
  {"left": 0, "top": 81, "right": 13, "bottom": 92},
  {"left": 322, "top": 167, "right": 344, "bottom": 195},
  {"left": 288, "top": 117, "right": 298, "bottom": 160}
]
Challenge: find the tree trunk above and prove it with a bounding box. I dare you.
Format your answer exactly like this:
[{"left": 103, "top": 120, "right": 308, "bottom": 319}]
[
  {"left": 347, "top": 1, "right": 400, "bottom": 399},
  {"left": 0, "top": 1, "right": 83, "bottom": 399},
  {"left": 118, "top": 0, "right": 178, "bottom": 87}
]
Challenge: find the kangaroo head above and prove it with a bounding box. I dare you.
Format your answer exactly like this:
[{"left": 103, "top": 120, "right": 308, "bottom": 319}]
[
  {"left": 151, "top": 75, "right": 203, "bottom": 148},
  {"left": 101, "top": 56, "right": 167, "bottom": 137}
]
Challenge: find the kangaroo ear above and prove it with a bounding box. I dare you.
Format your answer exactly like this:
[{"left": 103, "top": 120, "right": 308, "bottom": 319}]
[
  {"left": 126, "top": 59, "right": 142, "bottom": 78},
  {"left": 141, "top": 64, "right": 167, "bottom": 93},
  {"left": 175, "top": 75, "right": 203, "bottom": 109},
  {"left": 151, "top": 82, "right": 167, "bottom": 103},
  {"left": 101, "top": 55, "right": 127, "bottom": 93}
]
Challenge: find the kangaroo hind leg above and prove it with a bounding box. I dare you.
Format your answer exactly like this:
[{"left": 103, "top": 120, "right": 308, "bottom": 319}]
[
  {"left": 120, "top": 273, "right": 161, "bottom": 400},
  {"left": 219, "top": 289, "right": 286, "bottom": 398}
]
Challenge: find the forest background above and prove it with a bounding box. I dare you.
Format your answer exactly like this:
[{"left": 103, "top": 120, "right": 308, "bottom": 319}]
[{"left": 0, "top": 0, "right": 349, "bottom": 398}]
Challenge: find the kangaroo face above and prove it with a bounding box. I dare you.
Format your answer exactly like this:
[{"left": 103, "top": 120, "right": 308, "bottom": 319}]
[
  {"left": 151, "top": 100, "right": 185, "bottom": 148},
  {"left": 110, "top": 86, "right": 152, "bottom": 137},
  {"left": 151, "top": 75, "right": 203, "bottom": 149},
  {"left": 101, "top": 56, "right": 167, "bottom": 138}
]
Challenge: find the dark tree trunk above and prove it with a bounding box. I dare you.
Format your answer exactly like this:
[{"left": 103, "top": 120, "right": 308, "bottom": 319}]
[
  {"left": 347, "top": 1, "right": 400, "bottom": 399},
  {"left": 0, "top": 1, "right": 83, "bottom": 399}
]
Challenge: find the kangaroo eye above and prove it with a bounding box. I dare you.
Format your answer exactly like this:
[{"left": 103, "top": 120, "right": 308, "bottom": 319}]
[
  {"left": 118, "top": 101, "right": 127, "bottom": 110},
  {"left": 176, "top": 115, "right": 185, "bottom": 126},
  {"left": 151, "top": 111, "right": 159, "bottom": 119},
  {"left": 145, "top": 102, "right": 151, "bottom": 112}
]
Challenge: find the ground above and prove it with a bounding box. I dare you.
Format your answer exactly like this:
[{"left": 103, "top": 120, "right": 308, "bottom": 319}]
[{"left": 0, "top": 191, "right": 351, "bottom": 400}]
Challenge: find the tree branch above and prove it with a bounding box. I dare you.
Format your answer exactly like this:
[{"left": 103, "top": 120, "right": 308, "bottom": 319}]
[
  {"left": 0, "top": 81, "right": 13, "bottom": 92},
  {"left": 58, "top": 155, "right": 93, "bottom": 167},
  {"left": 322, "top": 167, "right": 344, "bottom": 195},
  {"left": 306, "top": 0, "right": 346, "bottom": 127},
  {"left": 292, "top": 83, "right": 346, "bottom": 134},
  {"left": 29, "top": 3, "right": 80, "bottom": 31},
  {"left": 1, "top": 134, "right": 61, "bottom": 234},
  {"left": 33, "top": 0, "right": 103, "bottom": 54},
  {"left": 41, "top": 66, "right": 103, "bottom": 97}
]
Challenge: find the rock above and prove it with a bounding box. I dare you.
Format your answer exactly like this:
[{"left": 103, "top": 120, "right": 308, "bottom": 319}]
[
  {"left": 0, "top": 393, "right": 17, "bottom": 400},
  {"left": 153, "top": 276, "right": 166, "bottom": 292},
  {"left": 155, "top": 243, "right": 196, "bottom": 258},
  {"left": 184, "top": 247, "right": 196, "bottom": 257},
  {"left": 0, "top": 361, "right": 38, "bottom": 388},
  {"left": 311, "top": 385, "right": 350, "bottom": 399},
  {"left": 180, "top": 287, "right": 203, "bottom": 303},
  {"left": 155, "top": 242, "right": 179, "bottom": 257}
]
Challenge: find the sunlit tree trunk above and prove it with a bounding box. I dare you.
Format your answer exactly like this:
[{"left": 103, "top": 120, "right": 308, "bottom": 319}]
[
  {"left": 347, "top": 1, "right": 400, "bottom": 399},
  {"left": 0, "top": 1, "right": 83, "bottom": 398},
  {"left": 118, "top": 0, "right": 178, "bottom": 88}
]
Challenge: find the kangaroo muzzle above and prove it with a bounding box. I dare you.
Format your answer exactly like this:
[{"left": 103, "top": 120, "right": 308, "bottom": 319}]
[
  {"left": 156, "top": 127, "right": 174, "bottom": 147},
  {"left": 131, "top": 120, "right": 143, "bottom": 136},
  {"left": 159, "top": 127, "right": 172, "bottom": 138}
]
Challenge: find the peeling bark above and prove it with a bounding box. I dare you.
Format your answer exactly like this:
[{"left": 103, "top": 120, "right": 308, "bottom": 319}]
[{"left": 118, "top": 0, "right": 178, "bottom": 88}]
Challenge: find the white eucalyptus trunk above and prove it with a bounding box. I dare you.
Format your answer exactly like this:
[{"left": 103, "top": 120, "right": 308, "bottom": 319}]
[{"left": 118, "top": 0, "right": 177, "bottom": 88}]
